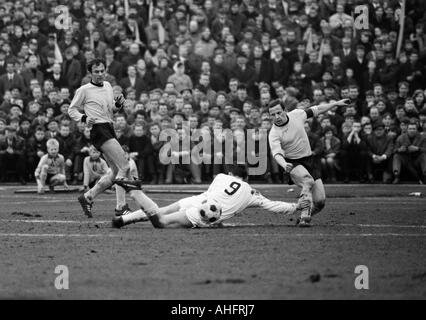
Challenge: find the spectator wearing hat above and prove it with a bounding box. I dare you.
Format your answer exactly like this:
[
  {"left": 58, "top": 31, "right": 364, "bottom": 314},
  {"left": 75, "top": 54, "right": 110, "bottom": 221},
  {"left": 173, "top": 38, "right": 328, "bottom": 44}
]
[
  {"left": 0, "top": 125, "right": 26, "bottom": 184},
  {"left": 172, "top": 111, "right": 185, "bottom": 129},
  {"left": 366, "top": 120, "right": 394, "bottom": 183},
  {"left": 17, "top": 117, "right": 32, "bottom": 141},
  {"left": 392, "top": 122, "right": 426, "bottom": 184}
]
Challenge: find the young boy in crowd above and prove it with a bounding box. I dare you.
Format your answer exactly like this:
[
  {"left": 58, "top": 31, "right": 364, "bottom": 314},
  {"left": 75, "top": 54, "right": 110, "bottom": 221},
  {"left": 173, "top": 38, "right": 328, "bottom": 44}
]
[
  {"left": 34, "top": 138, "right": 68, "bottom": 194},
  {"left": 83, "top": 145, "right": 109, "bottom": 191}
]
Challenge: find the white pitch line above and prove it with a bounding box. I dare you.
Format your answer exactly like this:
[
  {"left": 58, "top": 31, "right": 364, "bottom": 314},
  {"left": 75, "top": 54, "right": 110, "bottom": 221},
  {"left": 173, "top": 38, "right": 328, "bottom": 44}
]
[
  {"left": 2, "top": 196, "right": 178, "bottom": 205},
  {"left": 0, "top": 232, "right": 426, "bottom": 238},
  {"left": 228, "top": 233, "right": 426, "bottom": 237},
  {"left": 223, "top": 222, "right": 426, "bottom": 229},
  {"left": 0, "top": 233, "right": 122, "bottom": 238},
  {"left": 0, "top": 219, "right": 110, "bottom": 224},
  {"left": 2, "top": 219, "right": 426, "bottom": 230},
  {"left": 337, "top": 223, "right": 426, "bottom": 229}
]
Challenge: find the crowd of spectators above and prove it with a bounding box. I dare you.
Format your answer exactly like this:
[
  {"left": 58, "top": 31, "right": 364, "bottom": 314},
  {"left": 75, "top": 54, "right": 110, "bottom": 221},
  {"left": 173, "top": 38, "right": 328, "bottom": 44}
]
[{"left": 0, "top": 0, "right": 426, "bottom": 186}]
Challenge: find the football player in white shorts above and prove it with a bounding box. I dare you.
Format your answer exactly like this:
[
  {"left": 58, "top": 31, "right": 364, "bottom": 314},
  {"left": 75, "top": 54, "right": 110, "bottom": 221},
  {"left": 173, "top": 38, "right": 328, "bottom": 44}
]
[{"left": 112, "top": 165, "right": 308, "bottom": 228}]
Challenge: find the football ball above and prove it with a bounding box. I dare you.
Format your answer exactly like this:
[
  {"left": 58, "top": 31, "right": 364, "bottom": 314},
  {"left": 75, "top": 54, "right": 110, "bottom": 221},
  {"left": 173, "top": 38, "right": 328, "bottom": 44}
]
[{"left": 199, "top": 198, "right": 222, "bottom": 223}]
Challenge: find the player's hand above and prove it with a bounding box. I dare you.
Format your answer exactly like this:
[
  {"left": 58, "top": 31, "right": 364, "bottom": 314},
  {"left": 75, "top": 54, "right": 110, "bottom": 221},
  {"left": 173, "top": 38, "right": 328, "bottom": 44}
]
[
  {"left": 86, "top": 116, "right": 96, "bottom": 126},
  {"left": 37, "top": 151, "right": 44, "bottom": 158},
  {"left": 283, "top": 162, "right": 294, "bottom": 173},
  {"left": 115, "top": 93, "right": 126, "bottom": 106},
  {"left": 335, "top": 99, "right": 351, "bottom": 106},
  {"left": 64, "top": 183, "right": 70, "bottom": 190},
  {"left": 398, "top": 146, "right": 407, "bottom": 152},
  {"left": 65, "top": 159, "right": 72, "bottom": 167}
]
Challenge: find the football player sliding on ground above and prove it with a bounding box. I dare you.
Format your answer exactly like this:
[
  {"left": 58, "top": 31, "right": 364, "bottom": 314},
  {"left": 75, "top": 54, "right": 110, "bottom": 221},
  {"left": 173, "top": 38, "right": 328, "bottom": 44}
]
[{"left": 113, "top": 165, "right": 310, "bottom": 229}]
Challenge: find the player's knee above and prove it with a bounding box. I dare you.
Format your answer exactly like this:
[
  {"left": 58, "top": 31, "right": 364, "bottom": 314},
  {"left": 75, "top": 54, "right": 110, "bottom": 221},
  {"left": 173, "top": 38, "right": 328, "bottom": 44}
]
[
  {"left": 303, "top": 175, "right": 315, "bottom": 188},
  {"left": 145, "top": 205, "right": 160, "bottom": 217},
  {"left": 57, "top": 174, "right": 66, "bottom": 182},
  {"left": 326, "top": 157, "right": 334, "bottom": 165},
  {"left": 314, "top": 198, "right": 326, "bottom": 212}
]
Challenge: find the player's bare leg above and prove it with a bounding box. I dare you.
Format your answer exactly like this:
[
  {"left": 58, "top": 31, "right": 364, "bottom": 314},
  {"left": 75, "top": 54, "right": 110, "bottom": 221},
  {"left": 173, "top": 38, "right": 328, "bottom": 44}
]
[
  {"left": 100, "top": 151, "right": 128, "bottom": 214},
  {"left": 102, "top": 139, "right": 142, "bottom": 189},
  {"left": 101, "top": 139, "right": 130, "bottom": 179},
  {"left": 289, "top": 165, "right": 315, "bottom": 227},
  {"left": 311, "top": 179, "right": 326, "bottom": 216},
  {"left": 112, "top": 189, "right": 159, "bottom": 228}
]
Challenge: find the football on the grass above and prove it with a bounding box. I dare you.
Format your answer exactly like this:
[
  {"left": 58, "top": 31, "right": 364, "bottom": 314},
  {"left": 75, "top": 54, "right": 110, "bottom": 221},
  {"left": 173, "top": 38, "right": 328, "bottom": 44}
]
[{"left": 199, "top": 198, "right": 222, "bottom": 223}]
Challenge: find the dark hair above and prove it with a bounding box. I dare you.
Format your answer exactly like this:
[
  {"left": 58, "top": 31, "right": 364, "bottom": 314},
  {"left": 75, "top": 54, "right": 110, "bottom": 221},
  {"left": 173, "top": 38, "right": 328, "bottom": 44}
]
[
  {"left": 267, "top": 99, "right": 284, "bottom": 110},
  {"left": 87, "top": 58, "right": 106, "bottom": 73},
  {"left": 229, "top": 164, "right": 248, "bottom": 179}
]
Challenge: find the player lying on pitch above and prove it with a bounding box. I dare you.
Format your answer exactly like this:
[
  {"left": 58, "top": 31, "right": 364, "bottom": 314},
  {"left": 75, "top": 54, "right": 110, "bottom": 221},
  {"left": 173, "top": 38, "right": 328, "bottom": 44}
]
[{"left": 112, "top": 165, "right": 309, "bottom": 228}]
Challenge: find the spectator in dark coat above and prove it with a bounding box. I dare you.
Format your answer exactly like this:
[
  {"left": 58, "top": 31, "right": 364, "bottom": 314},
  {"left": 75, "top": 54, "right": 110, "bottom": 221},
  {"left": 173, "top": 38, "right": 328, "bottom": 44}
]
[
  {"left": 302, "top": 50, "right": 323, "bottom": 84},
  {"left": 392, "top": 122, "right": 426, "bottom": 184},
  {"left": 55, "top": 125, "right": 76, "bottom": 182},
  {"left": 0, "top": 61, "right": 25, "bottom": 104},
  {"left": 128, "top": 124, "right": 155, "bottom": 182},
  {"left": 105, "top": 48, "right": 124, "bottom": 82},
  {"left": 0, "top": 126, "right": 26, "bottom": 183},
  {"left": 72, "top": 126, "right": 92, "bottom": 184},
  {"left": 340, "top": 121, "right": 369, "bottom": 182},
  {"left": 231, "top": 53, "right": 256, "bottom": 96},
  {"left": 366, "top": 121, "right": 394, "bottom": 183},
  {"left": 61, "top": 49, "right": 82, "bottom": 93},
  {"left": 270, "top": 46, "right": 290, "bottom": 87},
  {"left": 320, "top": 126, "right": 341, "bottom": 182},
  {"left": 25, "top": 126, "right": 47, "bottom": 181}
]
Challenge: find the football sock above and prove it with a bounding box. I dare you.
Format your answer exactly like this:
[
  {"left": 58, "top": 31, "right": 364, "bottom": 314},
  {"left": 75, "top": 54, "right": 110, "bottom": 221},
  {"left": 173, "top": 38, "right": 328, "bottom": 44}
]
[
  {"left": 85, "top": 174, "right": 114, "bottom": 202},
  {"left": 122, "top": 209, "right": 148, "bottom": 224},
  {"left": 115, "top": 185, "right": 126, "bottom": 210}
]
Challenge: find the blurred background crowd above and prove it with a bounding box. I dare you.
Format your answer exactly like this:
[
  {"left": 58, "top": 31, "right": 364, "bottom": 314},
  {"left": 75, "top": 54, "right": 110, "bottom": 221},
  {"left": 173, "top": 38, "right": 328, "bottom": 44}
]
[{"left": 0, "top": 0, "right": 425, "bottom": 186}]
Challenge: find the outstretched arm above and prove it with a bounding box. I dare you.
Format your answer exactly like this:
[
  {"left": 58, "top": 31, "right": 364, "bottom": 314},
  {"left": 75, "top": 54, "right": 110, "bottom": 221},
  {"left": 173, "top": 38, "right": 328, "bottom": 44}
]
[
  {"left": 249, "top": 191, "right": 297, "bottom": 215},
  {"left": 308, "top": 99, "right": 351, "bottom": 117}
]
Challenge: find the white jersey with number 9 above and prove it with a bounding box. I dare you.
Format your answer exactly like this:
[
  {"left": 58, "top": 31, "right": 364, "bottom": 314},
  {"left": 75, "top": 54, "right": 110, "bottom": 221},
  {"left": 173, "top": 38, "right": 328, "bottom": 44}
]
[{"left": 205, "top": 173, "right": 254, "bottom": 221}]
